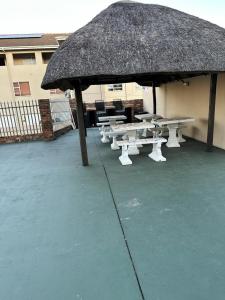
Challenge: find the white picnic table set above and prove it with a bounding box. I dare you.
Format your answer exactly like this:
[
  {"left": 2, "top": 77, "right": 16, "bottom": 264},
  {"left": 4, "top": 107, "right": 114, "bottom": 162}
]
[{"left": 97, "top": 114, "right": 195, "bottom": 166}]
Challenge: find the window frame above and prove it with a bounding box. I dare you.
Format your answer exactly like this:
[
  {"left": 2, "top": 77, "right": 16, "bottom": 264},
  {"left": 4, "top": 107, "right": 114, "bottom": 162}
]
[
  {"left": 0, "top": 54, "right": 6, "bottom": 66},
  {"left": 108, "top": 83, "right": 123, "bottom": 91},
  {"left": 42, "top": 52, "right": 54, "bottom": 64},
  {"left": 56, "top": 36, "right": 68, "bottom": 46},
  {"left": 50, "top": 88, "right": 64, "bottom": 95},
  {"left": 13, "top": 81, "right": 31, "bottom": 96},
  {"left": 13, "top": 53, "right": 36, "bottom": 65}
]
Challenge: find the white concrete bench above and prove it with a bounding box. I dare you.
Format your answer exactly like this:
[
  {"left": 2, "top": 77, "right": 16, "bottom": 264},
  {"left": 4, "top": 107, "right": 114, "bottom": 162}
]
[
  {"left": 106, "top": 131, "right": 126, "bottom": 150},
  {"left": 153, "top": 118, "right": 194, "bottom": 148},
  {"left": 117, "top": 137, "right": 167, "bottom": 165},
  {"left": 97, "top": 121, "right": 124, "bottom": 142}
]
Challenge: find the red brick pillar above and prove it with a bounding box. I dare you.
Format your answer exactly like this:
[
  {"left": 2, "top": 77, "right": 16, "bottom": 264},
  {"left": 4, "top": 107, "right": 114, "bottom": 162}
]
[{"left": 38, "top": 99, "right": 54, "bottom": 141}]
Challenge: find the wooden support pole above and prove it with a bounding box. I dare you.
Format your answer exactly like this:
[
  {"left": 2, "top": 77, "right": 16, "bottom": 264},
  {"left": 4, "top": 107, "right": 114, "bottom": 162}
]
[
  {"left": 82, "top": 102, "right": 87, "bottom": 137},
  {"left": 207, "top": 73, "right": 218, "bottom": 152},
  {"left": 74, "top": 82, "right": 89, "bottom": 166},
  {"left": 152, "top": 82, "right": 157, "bottom": 114}
]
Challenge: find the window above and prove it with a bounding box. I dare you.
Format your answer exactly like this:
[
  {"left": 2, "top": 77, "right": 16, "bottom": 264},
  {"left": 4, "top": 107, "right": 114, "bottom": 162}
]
[
  {"left": 108, "top": 84, "right": 123, "bottom": 91},
  {"left": 56, "top": 36, "right": 68, "bottom": 46},
  {"left": 0, "top": 54, "right": 6, "bottom": 66},
  {"left": 57, "top": 39, "right": 65, "bottom": 46},
  {"left": 13, "top": 82, "right": 31, "bottom": 96},
  {"left": 13, "top": 53, "right": 36, "bottom": 65},
  {"left": 42, "top": 52, "right": 54, "bottom": 64},
  {"left": 50, "top": 89, "right": 63, "bottom": 95}
]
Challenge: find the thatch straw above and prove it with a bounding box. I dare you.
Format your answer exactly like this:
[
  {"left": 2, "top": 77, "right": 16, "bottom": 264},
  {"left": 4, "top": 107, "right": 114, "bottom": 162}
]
[{"left": 42, "top": 1, "right": 225, "bottom": 90}]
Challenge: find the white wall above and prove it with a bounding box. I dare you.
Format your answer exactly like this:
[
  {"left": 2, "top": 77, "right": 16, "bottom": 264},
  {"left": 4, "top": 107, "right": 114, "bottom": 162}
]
[
  {"left": 143, "top": 86, "right": 166, "bottom": 116},
  {"left": 143, "top": 74, "right": 225, "bottom": 149}
]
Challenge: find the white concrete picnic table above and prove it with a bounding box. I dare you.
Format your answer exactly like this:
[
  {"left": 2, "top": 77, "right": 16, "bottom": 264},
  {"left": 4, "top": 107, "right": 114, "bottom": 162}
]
[
  {"left": 111, "top": 122, "right": 155, "bottom": 155},
  {"left": 135, "top": 113, "right": 163, "bottom": 136},
  {"left": 152, "top": 117, "right": 195, "bottom": 148},
  {"left": 135, "top": 113, "right": 163, "bottom": 121},
  {"left": 97, "top": 115, "right": 127, "bottom": 144}
]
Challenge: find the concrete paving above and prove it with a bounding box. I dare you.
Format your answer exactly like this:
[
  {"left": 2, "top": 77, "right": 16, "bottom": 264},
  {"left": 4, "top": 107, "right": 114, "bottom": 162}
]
[{"left": 1, "top": 129, "right": 225, "bottom": 300}]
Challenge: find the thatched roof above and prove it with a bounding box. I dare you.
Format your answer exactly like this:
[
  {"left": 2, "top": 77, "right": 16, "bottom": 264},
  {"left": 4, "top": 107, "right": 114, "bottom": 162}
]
[{"left": 42, "top": 1, "right": 225, "bottom": 90}]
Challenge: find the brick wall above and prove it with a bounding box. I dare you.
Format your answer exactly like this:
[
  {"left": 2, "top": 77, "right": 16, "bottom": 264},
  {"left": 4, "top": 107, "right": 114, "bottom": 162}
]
[
  {"left": 54, "top": 125, "right": 73, "bottom": 138},
  {"left": 0, "top": 134, "right": 43, "bottom": 144},
  {"left": 38, "top": 99, "right": 54, "bottom": 141},
  {"left": 0, "top": 99, "right": 73, "bottom": 145}
]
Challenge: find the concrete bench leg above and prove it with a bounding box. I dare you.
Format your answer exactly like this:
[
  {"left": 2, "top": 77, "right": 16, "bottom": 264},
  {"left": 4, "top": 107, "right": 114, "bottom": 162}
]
[
  {"left": 137, "top": 144, "right": 143, "bottom": 148},
  {"left": 111, "top": 136, "right": 120, "bottom": 150},
  {"left": 101, "top": 131, "right": 110, "bottom": 143},
  {"left": 119, "top": 145, "right": 132, "bottom": 165},
  {"left": 166, "top": 125, "right": 180, "bottom": 148},
  {"left": 142, "top": 128, "right": 148, "bottom": 137},
  {"left": 128, "top": 144, "right": 140, "bottom": 155},
  {"left": 127, "top": 135, "right": 140, "bottom": 155},
  {"left": 99, "top": 125, "right": 104, "bottom": 136},
  {"left": 177, "top": 128, "right": 186, "bottom": 143},
  {"left": 149, "top": 142, "right": 166, "bottom": 162},
  {"left": 141, "top": 120, "right": 148, "bottom": 137},
  {"left": 136, "top": 131, "right": 143, "bottom": 148}
]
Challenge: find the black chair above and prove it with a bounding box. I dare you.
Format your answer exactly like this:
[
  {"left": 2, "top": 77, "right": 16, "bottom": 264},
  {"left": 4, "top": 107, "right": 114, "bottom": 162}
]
[
  {"left": 86, "top": 109, "right": 96, "bottom": 127},
  {"left": 95, "top": 100, "right": 106, "bottom": 118},
  {"left": 113, "top": 100, "right": 125, "bottom": 115},
  {"left": 105, "top": 106, "right": 116, "bottom": 116}
]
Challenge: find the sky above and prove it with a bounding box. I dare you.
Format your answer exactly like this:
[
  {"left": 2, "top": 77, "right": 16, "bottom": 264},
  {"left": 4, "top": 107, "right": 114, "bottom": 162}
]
[{"left": 1, "top": 0, "right": 225, "bottom": 34}]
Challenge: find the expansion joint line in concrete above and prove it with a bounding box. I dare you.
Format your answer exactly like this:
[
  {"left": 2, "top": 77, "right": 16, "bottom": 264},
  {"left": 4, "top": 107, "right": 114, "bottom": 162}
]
[{"left": 94, "top": 134, "right": 145, "bottom": 300}]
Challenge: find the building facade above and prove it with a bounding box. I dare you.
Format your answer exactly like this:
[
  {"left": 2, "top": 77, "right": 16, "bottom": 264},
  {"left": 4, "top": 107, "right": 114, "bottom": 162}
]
[{"left": 0, "top": 33, "right": 144, "bottom": 103}]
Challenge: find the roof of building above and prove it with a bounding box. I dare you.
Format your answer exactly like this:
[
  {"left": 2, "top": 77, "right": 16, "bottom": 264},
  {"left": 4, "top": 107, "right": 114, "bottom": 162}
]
[
  {"left": 0, "top": 33, "right": 70, "bottom": 49},
  {"left": 41, "top": 1, "right": 225, "bottom": 90}
]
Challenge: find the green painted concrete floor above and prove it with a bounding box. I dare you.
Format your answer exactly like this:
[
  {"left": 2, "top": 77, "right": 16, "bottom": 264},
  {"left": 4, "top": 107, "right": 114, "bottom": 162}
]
[{"left": 1, "top": 129, "right": 225, "bottom": 300}]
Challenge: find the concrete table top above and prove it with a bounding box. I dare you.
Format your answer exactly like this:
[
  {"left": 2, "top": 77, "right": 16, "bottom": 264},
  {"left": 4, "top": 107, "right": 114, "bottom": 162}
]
[
  {"left": 111, "top": 122, "right": 155, "bottom": 132},
  {"left": 135, "top": 113, "right": 163, "bottom": 121},
  {"left": 153, "top": 117, "right": 195, "bottom": 126},
  {"left": 98, "top": 115, "right": 127, "bottom": 122}
]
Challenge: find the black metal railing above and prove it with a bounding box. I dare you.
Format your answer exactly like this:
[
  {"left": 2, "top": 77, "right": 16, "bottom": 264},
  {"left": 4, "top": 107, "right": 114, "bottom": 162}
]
[{"left": 0, "top": 100, "right": 42, "bottom": 137}]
